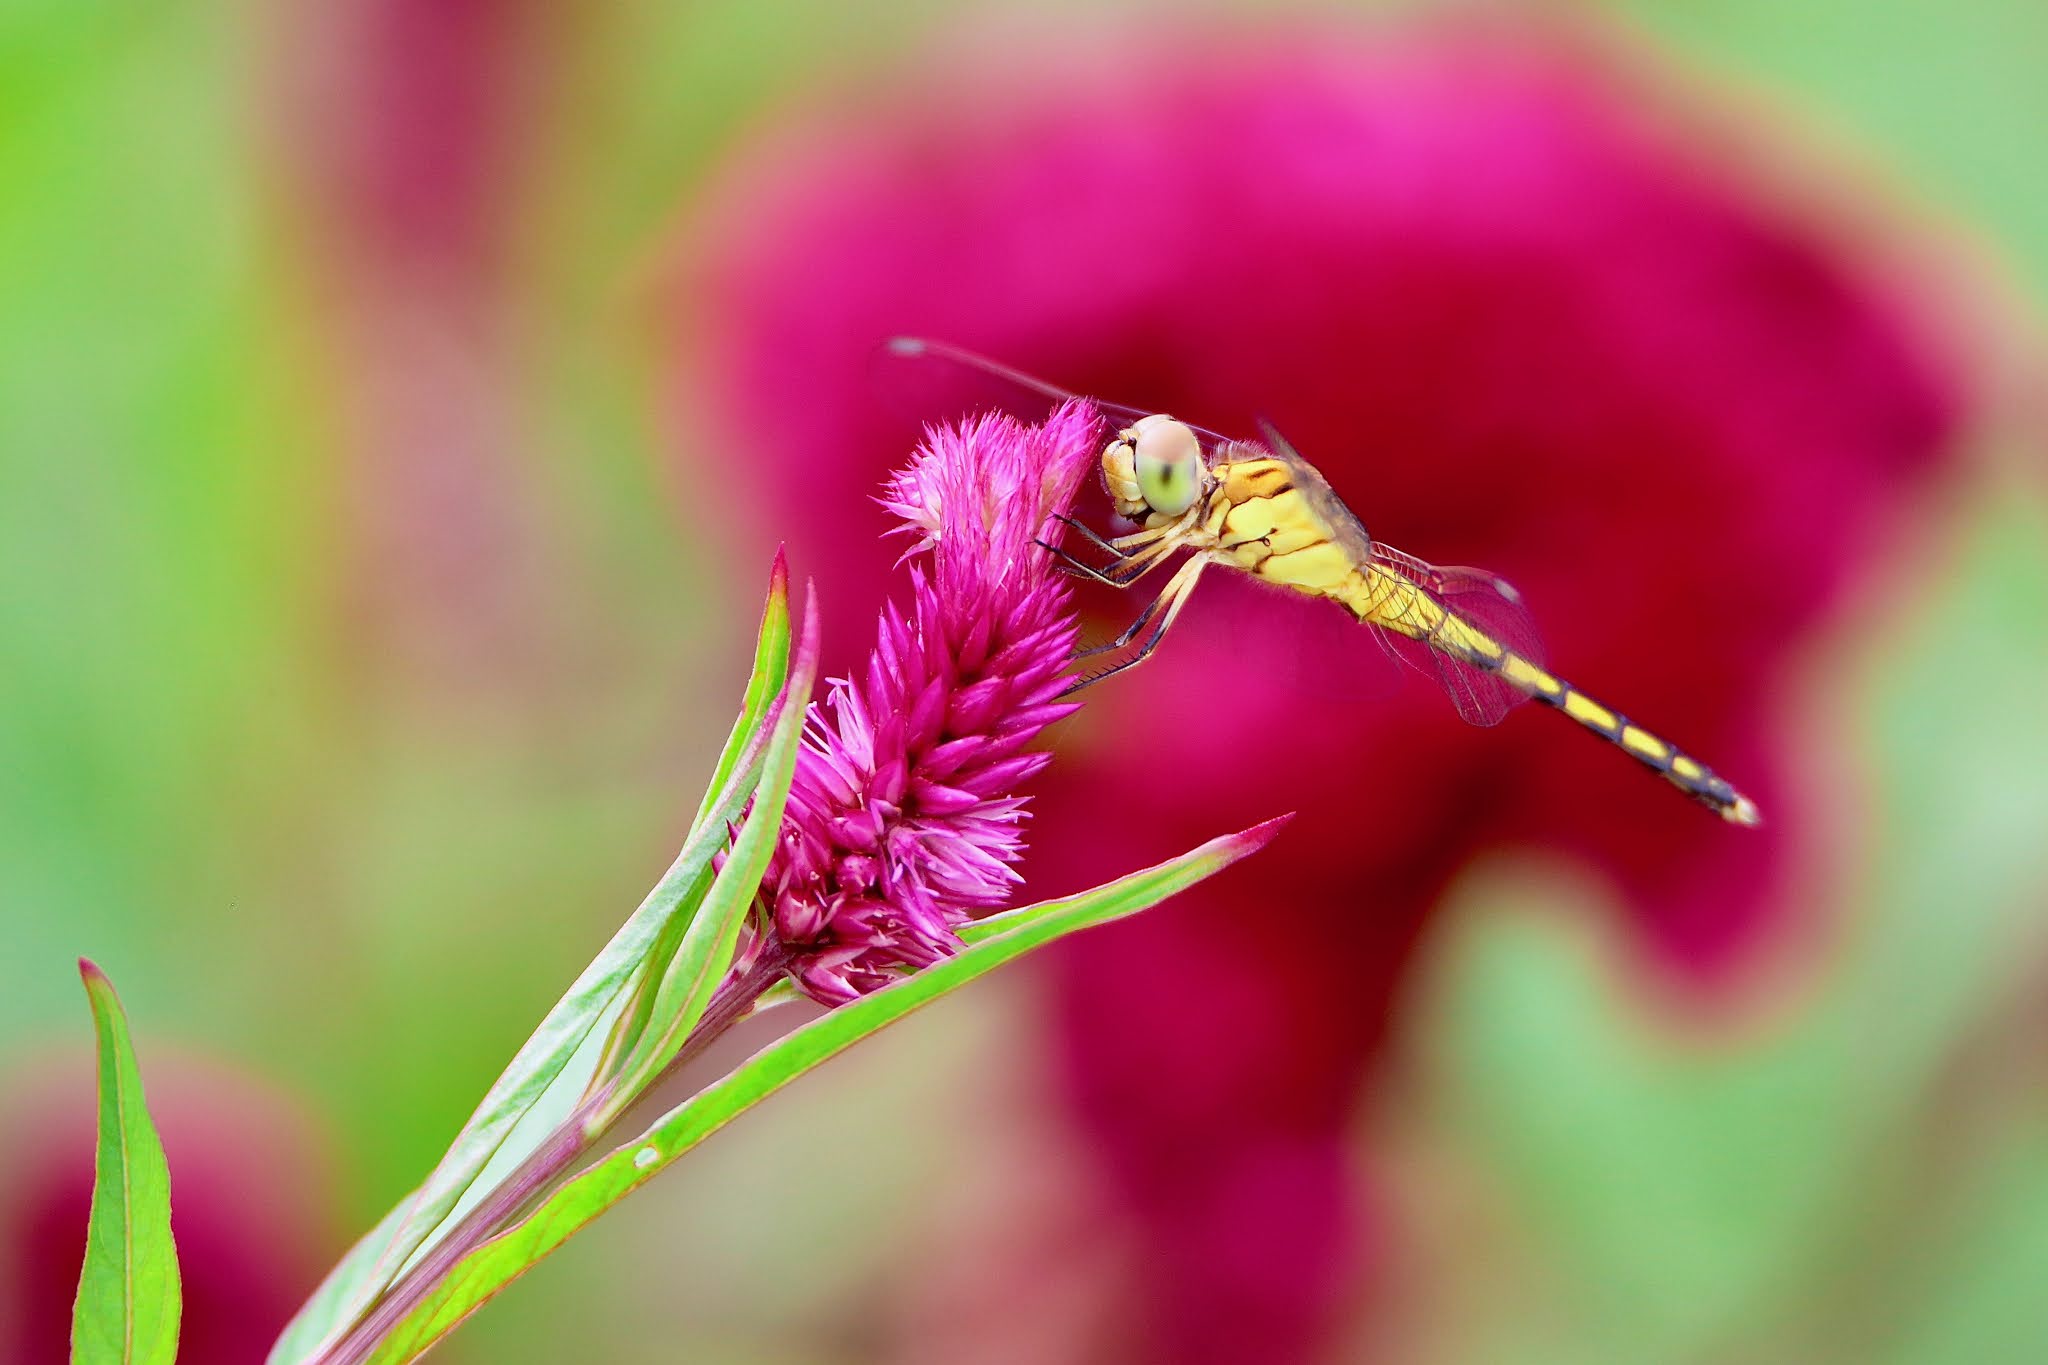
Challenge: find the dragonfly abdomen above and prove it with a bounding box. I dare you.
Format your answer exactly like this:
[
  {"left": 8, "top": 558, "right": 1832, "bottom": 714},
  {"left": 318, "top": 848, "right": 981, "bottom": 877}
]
[
  {"left": 1521, "top": 668, "right": 1759, "bottom": 824},
  {"left": 1339, "top": 567, "right": 1760, "bottom": 825}
]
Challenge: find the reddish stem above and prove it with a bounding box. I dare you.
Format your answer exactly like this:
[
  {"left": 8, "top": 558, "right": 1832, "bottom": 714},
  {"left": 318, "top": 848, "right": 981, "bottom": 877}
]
[{"left": 315, "top": 950, "right": 787, "bottom": 1365}]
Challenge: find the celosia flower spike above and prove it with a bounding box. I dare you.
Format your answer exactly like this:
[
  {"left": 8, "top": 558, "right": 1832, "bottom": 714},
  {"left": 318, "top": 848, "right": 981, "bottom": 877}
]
[{"left": 762, "top": 400, "right": 1100, "bottom": 1005}]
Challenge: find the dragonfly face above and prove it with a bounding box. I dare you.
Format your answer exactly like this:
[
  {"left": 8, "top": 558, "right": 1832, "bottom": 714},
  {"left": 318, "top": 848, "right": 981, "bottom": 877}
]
[{"left": 1103, "top": 415, "right": 1208, "bottom": 522}]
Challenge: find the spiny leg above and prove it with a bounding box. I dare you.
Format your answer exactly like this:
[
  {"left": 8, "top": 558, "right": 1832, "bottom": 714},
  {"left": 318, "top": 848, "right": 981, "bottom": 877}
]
[
  {"left": 1063, "top": 556, "right": 1209, "bottom": 694},
  {"left": 1110, "top": 521, "right": 1182, "bottom": 551},
  {"left": 1069, "top": 560, "right": 1205, "bottom": 690},
  {"left": 1038, "top": 540, "right": 1135, "bottom": 587},
  {"left": 1039, "top": 539, "right": 1172, "bottom": 589},
  {"left": 1052, "top": 507, "right": 1197, "bottom": 555},
  {"left": 1051, "top": 513, "right": 1185, "bottom": 561},
  {"left": 1039, "top": 525, "right": 1185, "bottom": 589},
  {"left": 1035, "top": 515, "right": 1136, "bottom": 585},
  {"left": 1073, "top": 565, "right": 1184, "bottom": 659},
  {"left": 1052, "top": 514, "right": 1126, "bottom": 558},
  {"left": 1094, "top": 532, "right": 1186, "bottom": 586}
]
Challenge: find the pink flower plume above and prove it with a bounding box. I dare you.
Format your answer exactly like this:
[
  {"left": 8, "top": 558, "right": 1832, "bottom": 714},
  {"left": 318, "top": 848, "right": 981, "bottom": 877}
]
[{"left": 762, "top": 401, "right": 1101, "bottom": 1004}]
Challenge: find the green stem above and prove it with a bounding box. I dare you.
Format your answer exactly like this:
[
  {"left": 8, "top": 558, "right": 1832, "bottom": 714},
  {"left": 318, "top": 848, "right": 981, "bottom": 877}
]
[{"left": 315, "top": 950, "right": 788, "bottom": 1365}]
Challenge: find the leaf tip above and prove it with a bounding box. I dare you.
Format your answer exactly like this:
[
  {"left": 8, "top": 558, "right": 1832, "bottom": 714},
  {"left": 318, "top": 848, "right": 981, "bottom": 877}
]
[
  {"left": 1243, "top": 811, "right": 1295, "bottom": 844},
  {"left": 78, "top": 957, "right": 111, "bottom": 992},
  {"left": 1213, "top": 811, "right": 1293, "bottom": 862},
  {"left": 767, "top": 545, "right": 790, "bottom": 601}
]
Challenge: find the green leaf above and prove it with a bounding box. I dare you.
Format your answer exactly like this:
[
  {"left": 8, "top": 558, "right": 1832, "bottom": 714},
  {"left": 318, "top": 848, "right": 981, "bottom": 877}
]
[
  {"left": 357, "top": 814, "right": 1290, "bottom": 1364},
  {"left": 687, "top": 548, "right": 794, "bottom": 837},
  {"left": 71, "top": 960, "right": 181, "bottom": 1365},
  {"left": 269, "top": 557, "right": 794, "bottom": 1365},
  {"left": 591, "top": 547, "right": 799, "bottom": 1086},
  {"left": 266, "top": 1197, "right": 422, "bottom": 1365},
  {"left": 587, "top": 583, "right": 821, "bottom": 1129}
]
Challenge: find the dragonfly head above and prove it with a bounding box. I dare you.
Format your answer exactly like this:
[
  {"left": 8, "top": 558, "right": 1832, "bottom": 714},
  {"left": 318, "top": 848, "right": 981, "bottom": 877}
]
[{"left": 1104, "top": 414, "right": 1205, "bottom": 523}]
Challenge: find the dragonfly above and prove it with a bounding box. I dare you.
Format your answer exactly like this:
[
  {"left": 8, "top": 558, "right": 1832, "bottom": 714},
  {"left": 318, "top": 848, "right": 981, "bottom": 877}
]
[{"left": 885, "top": 337, "right": 1762, "bottom": 826}]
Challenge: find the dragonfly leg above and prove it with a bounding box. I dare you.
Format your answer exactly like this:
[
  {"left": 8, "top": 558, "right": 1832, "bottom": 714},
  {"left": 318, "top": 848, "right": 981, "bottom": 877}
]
[
  {"left": 1052, "top": 514, "right": 1125, "bottom": 557},
  {"left": 1063, "top": 556, "right": 1208, "bottom": 694},
  {"left": 1101, "top": 533, "right": 1187, "bottom": 585},
  {"left": 1037, "top": 525, "right": 1183, "bottom": 588},
  {"left": 1037, "top": 539, "right": 1130, "bottom": 586},
  {"left": 1073, "top": 570, "right": 1181, "bottom": 659},
  {"left": 1037, "top": 539, "right": 1169, "bottom": 588},
  {"left": 1109, "top": 523, "right": 1179, "bottom": 551}
]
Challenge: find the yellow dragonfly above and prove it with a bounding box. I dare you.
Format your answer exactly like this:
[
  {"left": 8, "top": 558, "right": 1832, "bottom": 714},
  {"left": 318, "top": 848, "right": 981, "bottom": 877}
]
[{"left": 886, "top": 338, "right": 1761, "bottom": 826}]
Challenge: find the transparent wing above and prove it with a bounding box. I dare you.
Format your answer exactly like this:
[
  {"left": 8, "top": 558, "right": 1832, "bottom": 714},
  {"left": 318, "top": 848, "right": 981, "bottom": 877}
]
[
  {"left": 875, "top": 337, "right": 1241, "bottom": 451},
  {"left": 1367, "top": 543, "right": 1546, "bottom": 727}
]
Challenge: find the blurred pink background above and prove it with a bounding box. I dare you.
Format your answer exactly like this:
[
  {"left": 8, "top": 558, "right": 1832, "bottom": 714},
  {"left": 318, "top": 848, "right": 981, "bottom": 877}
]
[{"left": 4, "top": 4, "right": 2046, "bottom": 1363}]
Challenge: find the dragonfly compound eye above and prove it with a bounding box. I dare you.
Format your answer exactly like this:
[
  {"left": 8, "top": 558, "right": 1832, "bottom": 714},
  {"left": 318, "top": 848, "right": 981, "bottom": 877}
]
[{"left": 1131, "top": 415, "right": 1202, "bottom": 518}]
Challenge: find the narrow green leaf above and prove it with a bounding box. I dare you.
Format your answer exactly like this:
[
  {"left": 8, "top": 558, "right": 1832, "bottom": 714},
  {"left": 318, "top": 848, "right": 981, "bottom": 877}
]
[
  {"left": 262, "top": 1196, "right": 418, "bottom": 1365},
  {"left": 590, "top": 582, "right": 822, "bottom": 1129},
  {"left": 593, "top": 548, "right": 799, "bottom": 1086},
  {"left": 357, "top": 814, "right": 1289, "bottom": 1364},
  {"left": 269, "top": 558, "right": 793, "bottom": 1365},
  {"left": 687, "top": 547, "right": 792, "bottom": 837},
  {"left": 71, "top": 960, "right": 181, "bottom": 1365}
]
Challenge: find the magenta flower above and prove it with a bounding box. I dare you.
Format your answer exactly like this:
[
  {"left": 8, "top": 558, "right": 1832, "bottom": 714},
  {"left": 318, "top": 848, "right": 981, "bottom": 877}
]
[
  {"left": 682, "top": 26, "right": 1967, "bottom": 1364},
  {"left": 757, "top": 400, "right": 1101, "bottom": 1005}
]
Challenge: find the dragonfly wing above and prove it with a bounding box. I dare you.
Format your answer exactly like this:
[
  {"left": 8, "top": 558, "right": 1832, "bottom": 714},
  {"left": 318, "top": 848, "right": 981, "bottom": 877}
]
[
  {"left": 1368, "top": 545, "right": 1546, "bottom": 728},
  {"left": 877, "top": 338, "right": 1240, "bottom": 449},
  {"left": 1252, "top": 418, "right": 1381, "bottom": 571},
  {"left": 874, "top": 337, "right": 1086, "bottom": 429}
]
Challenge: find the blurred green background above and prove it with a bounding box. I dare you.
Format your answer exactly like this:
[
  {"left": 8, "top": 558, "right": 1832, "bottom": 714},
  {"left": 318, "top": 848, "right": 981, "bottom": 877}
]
[{"left": 3, "top": 1, "right": 2046, "bottom": 1362}]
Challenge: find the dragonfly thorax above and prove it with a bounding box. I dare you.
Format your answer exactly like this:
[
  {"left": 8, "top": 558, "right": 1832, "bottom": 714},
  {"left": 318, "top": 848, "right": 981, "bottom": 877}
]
[{"left": 1104, "top": 414, "right": 1206, "bottom": 522}]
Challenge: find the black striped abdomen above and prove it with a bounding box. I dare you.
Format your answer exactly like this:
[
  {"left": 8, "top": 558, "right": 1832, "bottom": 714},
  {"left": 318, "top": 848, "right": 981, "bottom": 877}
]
[{"left": 1500, "top": 654, "right": 1759, "bottom": 825}]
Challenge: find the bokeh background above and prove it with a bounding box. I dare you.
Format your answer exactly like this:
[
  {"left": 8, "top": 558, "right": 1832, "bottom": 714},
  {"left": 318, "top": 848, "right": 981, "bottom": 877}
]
[{"left": 4, "top": 2, "right": 2046, "bottom": 1363}]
